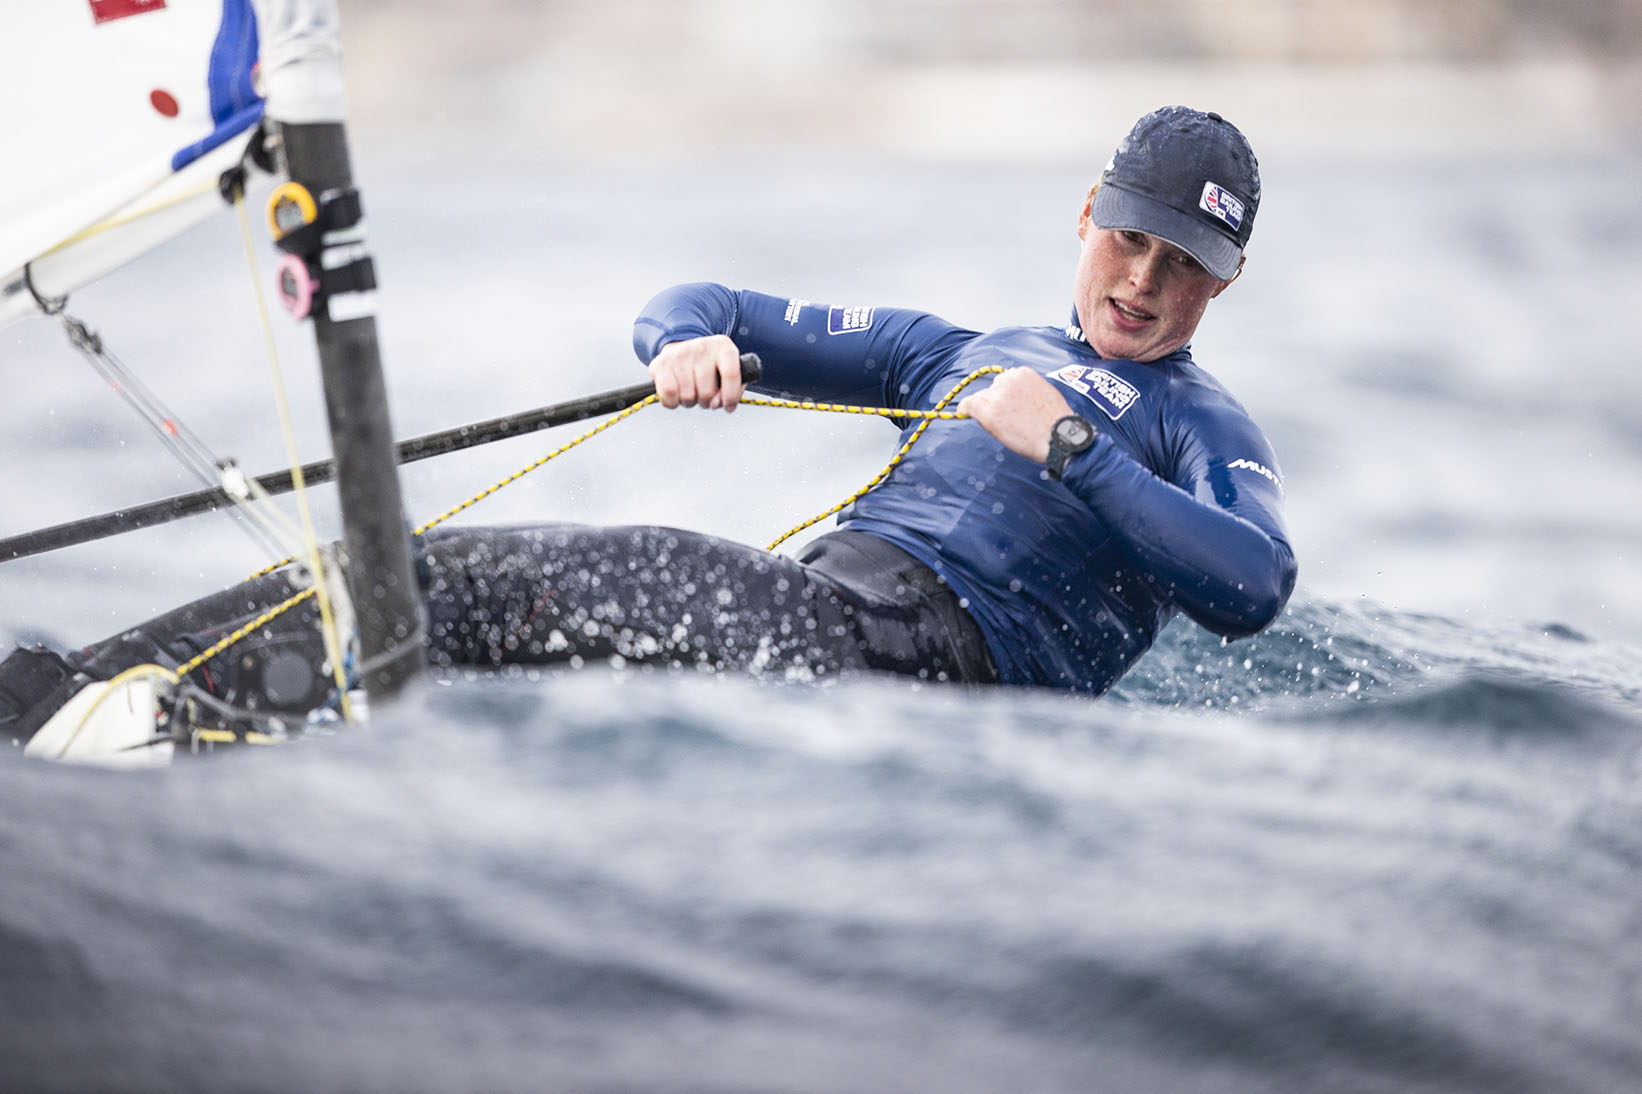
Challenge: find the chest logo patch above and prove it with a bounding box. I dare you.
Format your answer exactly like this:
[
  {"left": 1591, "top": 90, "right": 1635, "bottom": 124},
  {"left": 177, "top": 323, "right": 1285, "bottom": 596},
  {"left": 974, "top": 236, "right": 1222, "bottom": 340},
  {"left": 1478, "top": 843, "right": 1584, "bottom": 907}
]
[
  {"left": 1051, "top": 365, "right": 1140, "bottom": 421},
  {"left": 827, "top": 306, "right": 874, "bottom": 335}
]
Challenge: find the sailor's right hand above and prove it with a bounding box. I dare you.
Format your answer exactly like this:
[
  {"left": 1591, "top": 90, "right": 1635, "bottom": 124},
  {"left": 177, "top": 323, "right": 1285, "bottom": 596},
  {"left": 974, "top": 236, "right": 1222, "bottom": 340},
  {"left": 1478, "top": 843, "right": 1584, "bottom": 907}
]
[{"left": 649, "top": 335, "right": 746, "bottom": 413}]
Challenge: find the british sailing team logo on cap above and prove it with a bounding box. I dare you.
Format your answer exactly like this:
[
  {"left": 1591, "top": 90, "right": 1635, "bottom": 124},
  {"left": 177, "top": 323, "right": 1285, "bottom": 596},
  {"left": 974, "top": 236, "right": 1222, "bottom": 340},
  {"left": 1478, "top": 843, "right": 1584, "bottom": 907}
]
[{"left": 1199, "top": 182, "right": 1244, "bottom": 231}]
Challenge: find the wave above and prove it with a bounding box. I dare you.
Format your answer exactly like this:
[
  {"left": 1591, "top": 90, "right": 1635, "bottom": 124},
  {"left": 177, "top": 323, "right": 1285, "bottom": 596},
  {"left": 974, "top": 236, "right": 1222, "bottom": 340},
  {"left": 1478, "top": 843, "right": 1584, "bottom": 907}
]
[
  {"left": 4, "top": 591, "right": 1640, "bottom": 1093},
  {"left": 1113, "top": 594, "right": 1642, "bottom": 717}
]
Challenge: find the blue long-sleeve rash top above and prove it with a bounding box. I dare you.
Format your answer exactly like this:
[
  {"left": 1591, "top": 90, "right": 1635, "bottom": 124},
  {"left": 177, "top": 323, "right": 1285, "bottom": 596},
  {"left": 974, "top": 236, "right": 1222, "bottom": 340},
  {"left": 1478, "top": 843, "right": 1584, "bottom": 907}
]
[{"left": 634, "top": 283, "right": 1297, "bottom": 694}]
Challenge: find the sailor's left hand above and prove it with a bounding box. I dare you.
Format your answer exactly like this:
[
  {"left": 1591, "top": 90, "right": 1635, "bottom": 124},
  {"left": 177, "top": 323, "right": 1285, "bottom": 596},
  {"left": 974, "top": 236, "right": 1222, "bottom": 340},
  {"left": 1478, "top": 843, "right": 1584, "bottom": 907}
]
[{"left": 957, "top": 367, "right": 1074, "bottom": 464}]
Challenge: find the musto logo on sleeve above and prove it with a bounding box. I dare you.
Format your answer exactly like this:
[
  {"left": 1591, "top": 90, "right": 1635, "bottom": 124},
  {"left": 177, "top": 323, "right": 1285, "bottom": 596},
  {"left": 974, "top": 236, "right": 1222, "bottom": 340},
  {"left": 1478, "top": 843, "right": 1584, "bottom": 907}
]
[
  {"left": 1051, "top": 365, "right": 1140, "bottom": 421},
  {"left": 1227, "top": 457, "right": 1283, "bottom": 493},
  {"left": 827, "top": 306, "right": 875, "bottom": 335}
]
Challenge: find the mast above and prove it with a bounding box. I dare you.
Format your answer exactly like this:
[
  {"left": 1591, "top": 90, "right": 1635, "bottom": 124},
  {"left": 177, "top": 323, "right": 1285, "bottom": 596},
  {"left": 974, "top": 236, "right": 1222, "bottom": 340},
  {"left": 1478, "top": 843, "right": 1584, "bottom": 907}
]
[{"left": 260, "top": 0, "right": 424, "bottom": 698}]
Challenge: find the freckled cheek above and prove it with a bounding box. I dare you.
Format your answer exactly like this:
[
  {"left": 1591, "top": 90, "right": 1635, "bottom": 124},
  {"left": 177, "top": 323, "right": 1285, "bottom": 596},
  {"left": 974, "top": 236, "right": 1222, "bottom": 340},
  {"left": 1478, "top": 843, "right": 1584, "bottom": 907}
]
[{"left": 1156, "top": 291, "right": 1212, "bottom": 349}]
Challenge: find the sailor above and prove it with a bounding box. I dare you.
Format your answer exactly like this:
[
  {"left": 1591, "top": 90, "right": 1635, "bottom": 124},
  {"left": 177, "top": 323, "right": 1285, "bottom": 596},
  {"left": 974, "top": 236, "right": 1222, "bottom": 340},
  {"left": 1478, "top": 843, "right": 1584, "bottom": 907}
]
[
  {"left": 422, "top": 104, "right": 1295, "bottom": 694},
  {"left": 1, "top": 105, "right": 1295, "bottom": 743}
]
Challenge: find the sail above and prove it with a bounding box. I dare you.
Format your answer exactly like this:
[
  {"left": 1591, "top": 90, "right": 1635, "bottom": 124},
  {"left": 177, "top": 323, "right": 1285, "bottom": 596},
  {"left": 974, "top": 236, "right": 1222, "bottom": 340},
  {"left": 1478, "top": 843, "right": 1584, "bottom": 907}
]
[{"left": 0, "top": 0, "right": 275, "bottom": 327}]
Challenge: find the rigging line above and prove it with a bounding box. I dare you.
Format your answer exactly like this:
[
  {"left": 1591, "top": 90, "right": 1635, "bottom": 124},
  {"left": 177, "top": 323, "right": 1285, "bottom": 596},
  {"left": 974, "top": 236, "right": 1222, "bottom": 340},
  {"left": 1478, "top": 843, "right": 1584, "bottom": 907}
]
[
  {"left": 231, "top": 190, "right": 355, "bottom": 723},
  {"left": 36, "top": 188, "right": 362, "bottom": 725},
  {"left": 764, "top": 366, "right": 1002, "bottom": 551},
  {"left": 218, "top": 462, "right": 307, "bottom": 543},
  {"left": 402, "top": 372, "right": 998, "bottom": 544},
  {"left": 412, "top": 395, "right": 660, "bottom": 536},
  {"left": 739, "top": 395, "right": 971, "bottom": 421},
  {"left": 243, "top": 393, "right": 662, "bottom": 579},
  {"left": 174, "top": 587, "right": 318, "bottom": 679},
  {"left": 28, "top": 270, "right": 223, "bottom": 490},
  {"left": 0, "top": 376, "right": 682, "bottom": 564},
  {"left": 40, "top": 177, "right": 223, "bottom": 258},
  {"left": 146, "top": 371, "right": 1001, "bottom": 677},
  {"left": 57, "top": 313, "right": 223, "bottom": 489},
  {"left": 49, "top": 308, "right": 294, "bottom": 564},
  {"left": 216, "top": 461, "right": 335, "bottom": 575},
  {"left": 250, "top": 373, "right": 997, "bottom": 575}
]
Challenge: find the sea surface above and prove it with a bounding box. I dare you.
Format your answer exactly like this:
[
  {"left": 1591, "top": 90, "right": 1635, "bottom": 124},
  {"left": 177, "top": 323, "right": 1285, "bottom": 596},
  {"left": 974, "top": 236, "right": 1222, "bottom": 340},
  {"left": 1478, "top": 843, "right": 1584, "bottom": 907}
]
[{"left": 2, "top": 138, "right": 1640, "bottom": 1091}]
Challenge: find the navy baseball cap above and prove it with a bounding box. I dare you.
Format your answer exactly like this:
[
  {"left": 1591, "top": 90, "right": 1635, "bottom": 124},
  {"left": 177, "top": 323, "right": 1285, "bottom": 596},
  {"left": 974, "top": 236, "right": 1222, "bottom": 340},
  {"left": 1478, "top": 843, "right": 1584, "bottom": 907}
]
[{"left": 1089, "top": 106, "right": 1260, "bottom": 281}]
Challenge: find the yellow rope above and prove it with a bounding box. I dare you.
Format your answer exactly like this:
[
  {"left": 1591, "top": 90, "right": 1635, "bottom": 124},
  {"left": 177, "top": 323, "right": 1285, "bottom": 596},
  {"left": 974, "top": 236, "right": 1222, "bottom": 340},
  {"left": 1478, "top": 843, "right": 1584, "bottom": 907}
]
[
  {"left": 174, "top": 587, "right": 319, "bottom": 678},
  {"left": 232, "top": 193, "right": 355, "bottom": 722},
  {"left": 246, "top": 555, "right": 295, "bottom": 582},
  {"left": 41, "top": 179, "right": 222, "bottom": 257},
  {"left": 760, "top": 367, "right": 1000, "bottom": 550},
  {"left": 209, "top": 368, "right": 1001, "bottom": 687},
  {"left": 399, "top": 369, "right": 999, "bottom": 546},
  {"left": 50, "top": 589, "right": 317, "bottom": 754},
  {"left": 411, "top": 394, "right": 661, "bottom": 537},
  {"left": 188, "top": 728, "right": 280, "bottom": 750},
  {"left": 226, "top": 397, "right": 665, "bottom": 661},
  {"left": 738, "top": 395, "right": 971, "bottom": 421}
]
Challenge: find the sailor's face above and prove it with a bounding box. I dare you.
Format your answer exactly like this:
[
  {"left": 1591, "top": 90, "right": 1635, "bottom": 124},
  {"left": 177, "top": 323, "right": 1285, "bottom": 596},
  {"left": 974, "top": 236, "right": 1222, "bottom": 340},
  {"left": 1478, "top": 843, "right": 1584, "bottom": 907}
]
[{"left": 1072, "top": 201, "right": 1234, "bottom": 363}]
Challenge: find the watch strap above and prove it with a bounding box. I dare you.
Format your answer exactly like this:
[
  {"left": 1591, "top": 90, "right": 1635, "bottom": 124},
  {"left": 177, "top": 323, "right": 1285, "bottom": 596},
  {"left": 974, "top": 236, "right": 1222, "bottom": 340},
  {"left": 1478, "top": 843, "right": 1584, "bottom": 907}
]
[{"left": 1045, "top": 415, "right": 1095, "bottom": 482}]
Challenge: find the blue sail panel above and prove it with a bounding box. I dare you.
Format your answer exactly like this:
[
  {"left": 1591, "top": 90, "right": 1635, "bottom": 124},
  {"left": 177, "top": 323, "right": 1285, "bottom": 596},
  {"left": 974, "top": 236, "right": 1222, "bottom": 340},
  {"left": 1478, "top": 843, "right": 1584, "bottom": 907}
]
[{"left": 171, "top": 0, "right": 264, "bottom": 172}]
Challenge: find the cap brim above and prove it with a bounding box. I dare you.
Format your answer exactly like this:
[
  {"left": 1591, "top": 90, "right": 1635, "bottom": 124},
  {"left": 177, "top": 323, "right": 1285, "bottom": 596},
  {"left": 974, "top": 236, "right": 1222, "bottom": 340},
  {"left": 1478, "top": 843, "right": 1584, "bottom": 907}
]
[{"left": 1090, "top": 185, "right": 1242, "bottom": 281}]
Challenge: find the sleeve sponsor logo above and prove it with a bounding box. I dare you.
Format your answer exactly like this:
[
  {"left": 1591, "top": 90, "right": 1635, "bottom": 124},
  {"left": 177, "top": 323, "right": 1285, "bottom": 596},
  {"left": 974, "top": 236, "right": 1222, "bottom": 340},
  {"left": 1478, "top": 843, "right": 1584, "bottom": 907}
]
[
  {"left": 783, "top": 298, "right": 809, "bottom": 325},
  {"left": 1227, "top": 457, "right": 1283, "bottom": 493},
  {"left": 1199, "top": 182, "right": 1245, "bottom": 231},
  {"left": 827, "top": 306, "right": 874, "bottom": 335},
  {"left": 90, "top": 0, "right": 167, "bottom": 23},
  {"left": 1051, "top": 365, "right": 1140, "bottom": 421}
]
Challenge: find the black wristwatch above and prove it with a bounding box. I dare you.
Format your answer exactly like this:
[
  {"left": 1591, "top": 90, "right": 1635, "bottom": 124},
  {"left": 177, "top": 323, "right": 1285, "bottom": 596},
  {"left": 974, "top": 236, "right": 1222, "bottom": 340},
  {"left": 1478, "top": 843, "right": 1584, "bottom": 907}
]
[{"left": 1045, "top": 414, "right": 1096, "bottom": 481}]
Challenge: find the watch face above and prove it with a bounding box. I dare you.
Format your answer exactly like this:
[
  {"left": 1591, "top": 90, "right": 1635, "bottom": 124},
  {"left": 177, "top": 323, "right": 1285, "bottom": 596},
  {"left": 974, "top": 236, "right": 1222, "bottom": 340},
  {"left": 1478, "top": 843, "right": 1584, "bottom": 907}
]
[{"left": 1054, "top": 416, "right": 1094, "bottom": 448}]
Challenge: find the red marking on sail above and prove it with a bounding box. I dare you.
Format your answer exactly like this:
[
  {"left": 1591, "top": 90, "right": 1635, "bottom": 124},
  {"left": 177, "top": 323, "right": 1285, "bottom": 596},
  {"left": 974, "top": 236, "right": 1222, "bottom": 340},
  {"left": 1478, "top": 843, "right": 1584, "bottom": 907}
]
[
  {"left": 150, "top": 90, "right": 179, "bottom": 118},
  {"left": 89, "top": 0, "right": 167, "bottom": 25}
]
